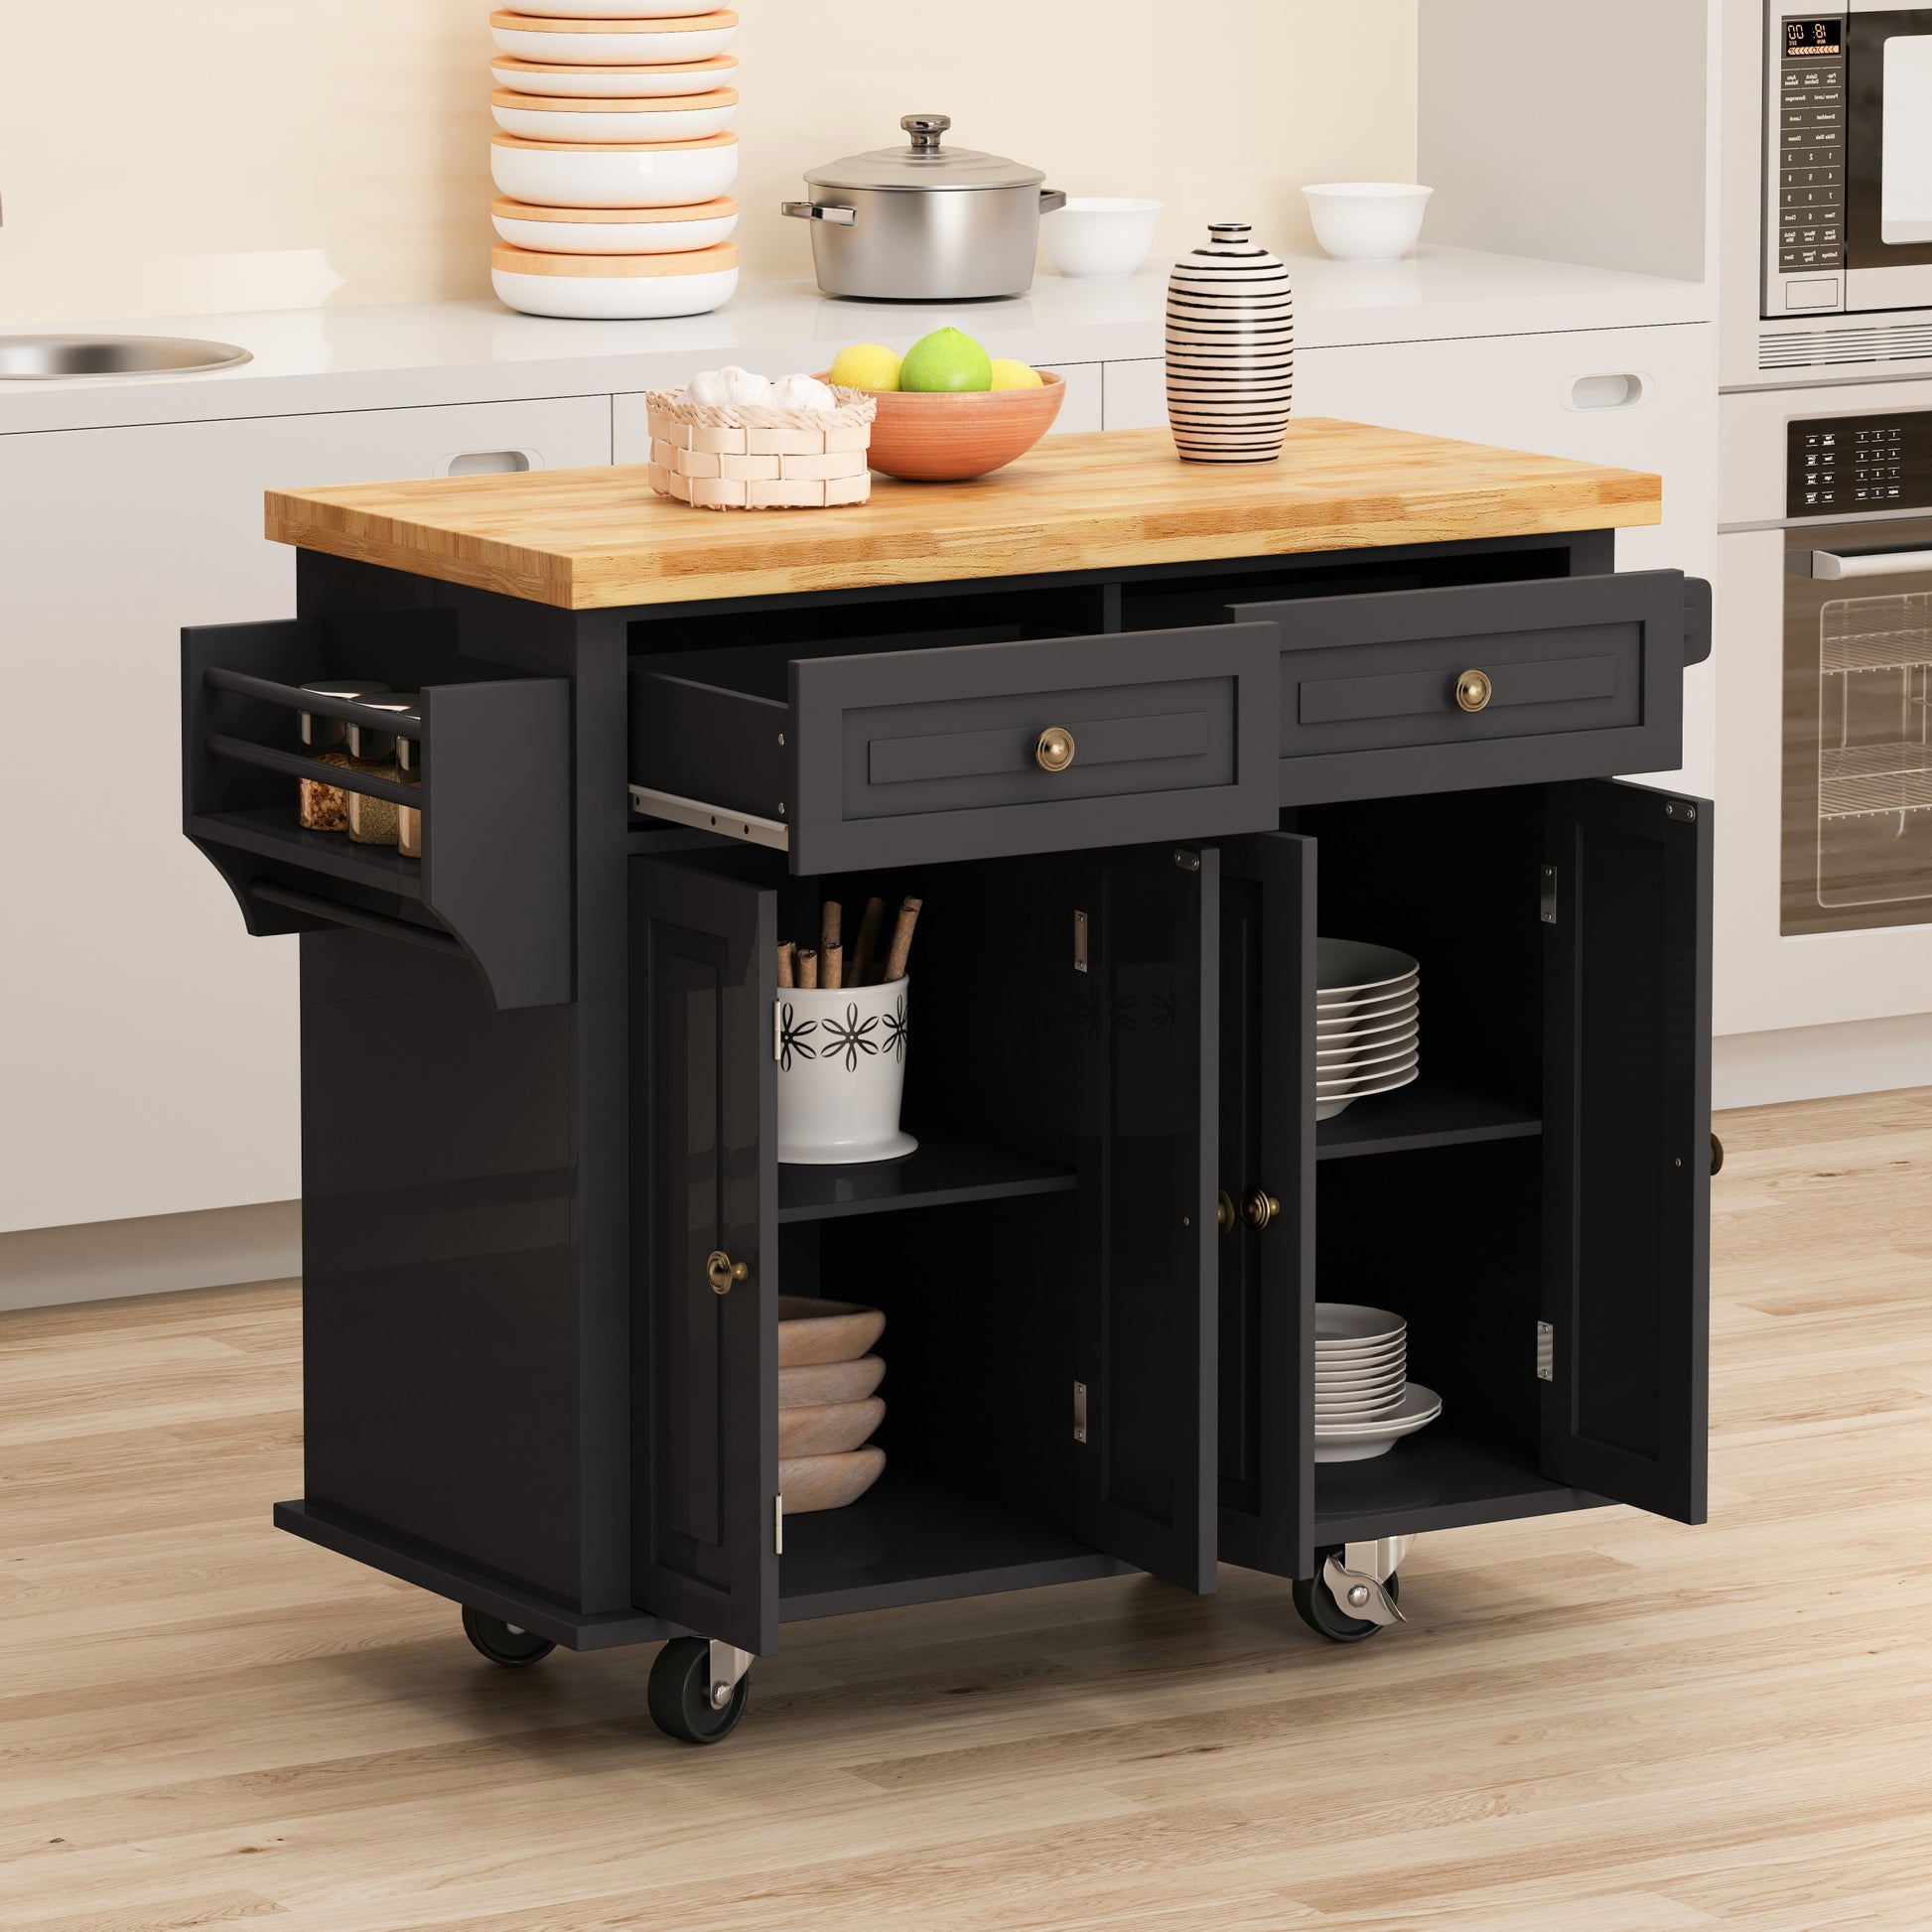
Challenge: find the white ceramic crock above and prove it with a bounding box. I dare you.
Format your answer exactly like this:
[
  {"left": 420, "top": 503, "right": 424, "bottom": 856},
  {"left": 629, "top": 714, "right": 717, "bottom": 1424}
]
[
  {"left": 489, "top": 10, "right": 739, "bottom": 67},
  {"left": 490, "top": 196, "right": 738, "bottom": 254},
  {"left": 490, "top": 131, "right": 739, "bottom": 209},
  {"left": 489, "top": 87, "right": 738, "bottom": 145},
  {"left": 489, "top": 243, "right": 739, "bottom": 319},
  {"left": 489, "top": 54, "right": 737, "bottom": 98},
  {"left": 1302, "top": 183, "right": 1434, "bottom": 261},
  {"left": 775, "top": 978, "right": 914, "bottom": 1167}
]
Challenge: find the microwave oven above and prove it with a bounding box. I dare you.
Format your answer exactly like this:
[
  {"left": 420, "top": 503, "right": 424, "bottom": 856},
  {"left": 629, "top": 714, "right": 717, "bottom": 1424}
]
[{"left": 1763, "top": 6, "right": 1932, "bottom": 318}]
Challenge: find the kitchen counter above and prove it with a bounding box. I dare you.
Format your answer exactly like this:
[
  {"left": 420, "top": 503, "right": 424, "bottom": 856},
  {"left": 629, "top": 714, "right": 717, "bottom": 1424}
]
[
  {"left": 0, "top": 246, "right": 1713, "bottom": 438},
  {"left": 265, "top": 420, "right": 1663, "bottom": 610}
]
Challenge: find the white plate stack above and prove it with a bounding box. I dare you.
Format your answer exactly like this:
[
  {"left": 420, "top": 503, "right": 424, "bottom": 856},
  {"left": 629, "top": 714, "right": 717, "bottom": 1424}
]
[
  {"left": 1316, "top": 937, "right": 1420, "bottom": 1121},
  {"left": 487, "top": 4, "right": 742, "bottom": 319},
  {"left": 1314, "top": 1303, "right": 1443, "bottom": 1463}
]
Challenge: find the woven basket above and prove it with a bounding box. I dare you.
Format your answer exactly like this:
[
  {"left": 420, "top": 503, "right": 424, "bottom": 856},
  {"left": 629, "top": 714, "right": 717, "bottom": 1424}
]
[{"left": 644, "top": 384, "right": 877, "bottom": 510}]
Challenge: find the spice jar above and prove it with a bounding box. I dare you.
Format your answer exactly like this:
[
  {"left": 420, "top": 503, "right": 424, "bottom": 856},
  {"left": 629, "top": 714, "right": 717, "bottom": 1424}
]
[
  {"left": 344, "top": 693, "right": 419, "bottom": 848},
  {"left": 396, "top": 709, "right": 425, "bottom": 860},
  {"left": 297, "top": 680, "right": 390, "bottom": 832}
]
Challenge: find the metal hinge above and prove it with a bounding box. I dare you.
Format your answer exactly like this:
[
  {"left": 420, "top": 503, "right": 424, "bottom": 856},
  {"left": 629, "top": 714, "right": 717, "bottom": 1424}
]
[
  {"left": 1663, "top": 798, "right": 1698, "bottom": 821},
  {"left": 1537, "top": 1319, "right": 1554, "bottom": 1382},
  {"left": 1173, "top": 848, "right": 1201, "bottom": 873},
  {"left": 773, "top": 1001, "right": 782, "bottom": 1062},
  {"left": 1072, "top": 1380, "right": 1088, "bottom": 1444},
  {"left": 1073, "top": 908, "right": 1088, "bottom": 973},
  {"left": 1540, "top": 864, "right": 1559, "bottom": 925},
  {"left": 774, "top": 1494, "right": 784, "bottom": 1554}
]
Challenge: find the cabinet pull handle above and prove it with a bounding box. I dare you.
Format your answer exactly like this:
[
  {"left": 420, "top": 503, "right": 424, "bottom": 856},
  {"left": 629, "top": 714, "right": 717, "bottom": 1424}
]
[
  {"left": 706, "top": 1250, "right": 749, "bottom": 1295},
  {"left": 1454, "top": 669, "right": 1493, "bottom": 714},
  {"left": 1035, "top": 727, "right": 1076, "bottom": 772},
  {"left": 1241, "top": 1188, "right": 1280, "bottom": 1231}
]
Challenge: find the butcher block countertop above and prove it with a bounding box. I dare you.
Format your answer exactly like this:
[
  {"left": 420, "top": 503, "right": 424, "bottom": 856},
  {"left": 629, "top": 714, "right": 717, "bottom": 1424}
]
[{"left": 263, "top": 420, "right": 1662, "bottom": 612}]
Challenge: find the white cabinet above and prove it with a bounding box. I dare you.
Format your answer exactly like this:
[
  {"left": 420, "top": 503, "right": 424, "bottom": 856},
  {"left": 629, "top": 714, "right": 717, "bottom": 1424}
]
[{"left": 0, "top": 395, "right": 612, "bottom": 1234}]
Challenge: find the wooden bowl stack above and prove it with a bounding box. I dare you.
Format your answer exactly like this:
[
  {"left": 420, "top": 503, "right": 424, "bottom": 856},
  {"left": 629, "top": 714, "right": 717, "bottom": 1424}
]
[
  {"left": 486, "top": 4, "right": 742, "bottom": 319},
  {"left": 778, "top": 1298, "right": 888, "bottom": 1513}
]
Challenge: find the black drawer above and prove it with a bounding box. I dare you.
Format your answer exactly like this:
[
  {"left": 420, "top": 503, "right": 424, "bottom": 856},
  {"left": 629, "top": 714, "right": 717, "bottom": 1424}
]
[
  {"left": 1231, "top": 571, "right": 1701, "bottom": 804},
  {"left": 628, "top": 623, "right": 1282, "bottom": 871}
]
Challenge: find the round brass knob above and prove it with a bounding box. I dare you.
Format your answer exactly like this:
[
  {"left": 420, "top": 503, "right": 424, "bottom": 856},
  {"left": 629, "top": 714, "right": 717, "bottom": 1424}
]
[
  {"left": 1216, "top": 1190, "right": 1237, "bottom": 1234},
  {"left": 706, "top": 1249, "right": 749, "bottom": 1296},
  {"left": 1241, "top": 1187, "right": 1281, "bottom": 1232},
  {"left": 1454, "top": 668, "right": 1493, "bottom": 714},
  {"left": 1035, "top": 727, "right": 1076, "bottom": 772}
]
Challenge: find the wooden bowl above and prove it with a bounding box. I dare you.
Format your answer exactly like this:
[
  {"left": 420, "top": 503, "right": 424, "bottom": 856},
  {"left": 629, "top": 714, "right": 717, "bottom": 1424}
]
[
  {"left": 778, "top": 1395, "right": 886, "bottom": 1457},
  {"left": 777, "top": 1295, "right": 886, "bottom": 1366},
  {"left": 814, "top": 369, "right": 1064, "bottom": 482},
  {"left": 780, "top": 1446, "right": 886, "bottom": 1514},
  {"left": 778, "top": 1354, "right": 884, "bottom": 1410}
]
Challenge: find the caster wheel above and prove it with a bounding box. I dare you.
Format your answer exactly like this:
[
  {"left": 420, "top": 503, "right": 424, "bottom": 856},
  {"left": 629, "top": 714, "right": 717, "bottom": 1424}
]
[
  {"left": 1293, "top": 1548, "right": 1401, "bottom": 1644},
  {"left": 647, "top": 1637, "right": 750, "bottom": 1745},
  {"left": 462, "top": 1605, "right": 556, "bottom": 1667}
]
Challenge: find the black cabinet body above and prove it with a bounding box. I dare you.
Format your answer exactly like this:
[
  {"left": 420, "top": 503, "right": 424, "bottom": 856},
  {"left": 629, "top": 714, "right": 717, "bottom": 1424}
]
[{"left": 184, "top": 528, "right": 1713, "bottom": 1662}]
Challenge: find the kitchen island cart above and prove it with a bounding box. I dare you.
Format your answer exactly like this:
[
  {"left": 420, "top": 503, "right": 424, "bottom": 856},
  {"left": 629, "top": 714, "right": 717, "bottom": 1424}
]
[{"left": 182, "top": 421, "right": 1713, "bottom": 1741}]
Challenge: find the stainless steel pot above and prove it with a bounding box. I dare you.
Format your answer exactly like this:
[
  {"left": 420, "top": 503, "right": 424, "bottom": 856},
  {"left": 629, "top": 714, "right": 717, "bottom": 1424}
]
[{"left": 783, "top": 115, "right": 1064, "bottom": 302}]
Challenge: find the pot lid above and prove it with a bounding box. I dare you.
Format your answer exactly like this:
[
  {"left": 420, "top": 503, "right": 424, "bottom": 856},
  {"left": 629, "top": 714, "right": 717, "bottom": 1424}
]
[{"left": 804, "top": 114, "right": 1044, "bottom": 193}]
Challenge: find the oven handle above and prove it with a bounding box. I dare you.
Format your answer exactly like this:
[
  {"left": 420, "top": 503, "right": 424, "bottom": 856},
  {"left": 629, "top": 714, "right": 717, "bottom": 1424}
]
[{"left": 1808, "top": 547, "right": 1932, "bottom": 581}]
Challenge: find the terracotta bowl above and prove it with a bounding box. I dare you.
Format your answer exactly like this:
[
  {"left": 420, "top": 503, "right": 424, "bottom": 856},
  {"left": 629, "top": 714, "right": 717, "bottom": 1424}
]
[
  {"left": 780, "top": 1445, "right": 886, "bottom": 1513},
  {"left": 777, "top": 1295, "right": 886, "bottom": 1366},
  {"left": 813, "top": 369, "right": 1064, "bottom": 482},
  {"left": 778, "top": 1395, "right": 886, "bottom": 1458},
  {"left": 778, "top": 1354, "right": 885, "bottom": 1410}
]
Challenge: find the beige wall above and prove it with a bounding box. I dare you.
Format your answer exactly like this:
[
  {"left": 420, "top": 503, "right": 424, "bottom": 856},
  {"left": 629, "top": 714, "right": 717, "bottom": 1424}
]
[{"left": 0, "top": 1, "right": 1418, "bottom": 325}]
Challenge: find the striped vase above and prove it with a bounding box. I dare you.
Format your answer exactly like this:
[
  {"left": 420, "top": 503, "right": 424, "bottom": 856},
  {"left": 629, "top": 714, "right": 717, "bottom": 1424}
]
[{"left": 1164, "top": 222, "right": 1294, "bottom": 463}]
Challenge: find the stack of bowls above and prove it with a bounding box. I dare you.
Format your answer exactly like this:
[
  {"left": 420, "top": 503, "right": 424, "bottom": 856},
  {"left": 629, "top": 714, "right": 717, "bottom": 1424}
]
[
  {"left": 1316, "top": 937, "right": 1420, "bottom": 1121},
  {"left": 777, "top": 1297, "right": 888, "bottom": 1513},
  {"left": 1314, "top": 1303, "right": 1442, "bottom": 1463},
  {"left": 487, "top": 4, "right": 741, "bottom": 319}
]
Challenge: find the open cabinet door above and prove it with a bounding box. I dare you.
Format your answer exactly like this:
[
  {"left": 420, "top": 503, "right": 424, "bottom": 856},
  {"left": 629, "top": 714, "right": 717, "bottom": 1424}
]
[
  {"left": 1542, "top": 781, "right": 1712, "bottom": 1524},
  {"left": 629, "top": 858, "right": 779, "bottom": 1654},
  {"left": 1215, "top": 832, "right": 1318, "bottom": 1581},
  {"left": 1074, "top": 845, "right": 1220, "bottom": 1592}
]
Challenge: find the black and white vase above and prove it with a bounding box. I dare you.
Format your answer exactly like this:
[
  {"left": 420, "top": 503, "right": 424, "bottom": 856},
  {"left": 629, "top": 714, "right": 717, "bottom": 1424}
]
[{"left": 1165, "top": 222, "right": 1294, "bottom": 463}]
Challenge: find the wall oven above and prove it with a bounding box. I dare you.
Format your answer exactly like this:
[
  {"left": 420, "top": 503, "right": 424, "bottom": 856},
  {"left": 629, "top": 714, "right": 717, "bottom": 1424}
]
[{"left": 1763, "top": 5, "right": 1932, "bottom": 318}]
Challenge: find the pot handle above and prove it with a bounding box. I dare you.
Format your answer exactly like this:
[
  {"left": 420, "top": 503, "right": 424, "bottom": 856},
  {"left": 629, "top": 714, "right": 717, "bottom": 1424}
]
[
  {"left": 781, "top": 200, "right": 858, "bottom": 226},
  {"left": 1039, "top": 189, "right": 1067, "bottom": 214}
]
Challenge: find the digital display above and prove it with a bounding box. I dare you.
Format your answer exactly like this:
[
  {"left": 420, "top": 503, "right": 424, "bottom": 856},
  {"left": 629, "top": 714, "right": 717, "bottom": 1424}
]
[{"left": 1785, "top": 17, "right": 1844, "bottom": 57}]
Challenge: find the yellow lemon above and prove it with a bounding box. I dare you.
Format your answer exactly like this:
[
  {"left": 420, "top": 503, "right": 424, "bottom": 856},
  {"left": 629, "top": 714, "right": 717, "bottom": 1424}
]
[
  {"left": 988, "top": 357, "right": 1043, "bottom": 390},
  {"left": 828, "top": 343, "right": 902, "bottom": 391}
]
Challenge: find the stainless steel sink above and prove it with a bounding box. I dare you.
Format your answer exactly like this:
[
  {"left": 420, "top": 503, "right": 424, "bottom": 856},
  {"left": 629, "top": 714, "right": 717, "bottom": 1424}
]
[{"left": 0, "top": 334, "right": 252, "bottom": 379}]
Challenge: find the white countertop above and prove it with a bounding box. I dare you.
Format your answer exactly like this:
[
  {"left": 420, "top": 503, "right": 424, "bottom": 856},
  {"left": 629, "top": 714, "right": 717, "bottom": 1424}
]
[{"left": 0, "top": 247, "right": 1712, "bottom": 437}]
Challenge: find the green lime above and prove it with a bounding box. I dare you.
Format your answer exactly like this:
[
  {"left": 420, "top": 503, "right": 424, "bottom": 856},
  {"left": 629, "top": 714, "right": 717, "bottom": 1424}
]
[{"left": 898, "top": 327, "right": 993, "bottom": 393}]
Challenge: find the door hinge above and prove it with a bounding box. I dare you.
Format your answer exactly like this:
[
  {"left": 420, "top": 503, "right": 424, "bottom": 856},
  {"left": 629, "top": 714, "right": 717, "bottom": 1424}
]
[
  {"left": 1173, "top": 848, "right": 1201, "bottom": 873},
  {"left": 1536, "top": 1319, "right": 1555, "bottom": 1382},
  {"left": 1540, "top": 864, "right": 1560, "bottom": 925},
  {"left": 1073, "top": 908, "right": 1088, "bottom": 973},
  {"left": 773, "top": 1001, "right": 782, "bottom": 1062},
  {"left": 1072, "top": 1379, "right": 1088, "bottom": 1444},
  {"left": 774, "top": 1494, "right": 784, "bottom": 1554}
]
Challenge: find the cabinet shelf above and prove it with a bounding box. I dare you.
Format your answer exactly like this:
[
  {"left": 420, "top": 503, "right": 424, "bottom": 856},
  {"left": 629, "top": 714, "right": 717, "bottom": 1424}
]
[
  {"left": 189, "top": 808, "right": 426, "bottom": 897},
  {"left": 779, "top": 1465, "right": 1129, "bottom": 1621},
  {"left": 777, "top": 1128, "right": 1075, "bottom": 1224},
  {"left": 1315, "top": 1075, "right": 1541, "bottom": 1161},
  {"left": 1312, "top": 1425, "right": 1595, "bottom": 1543}
]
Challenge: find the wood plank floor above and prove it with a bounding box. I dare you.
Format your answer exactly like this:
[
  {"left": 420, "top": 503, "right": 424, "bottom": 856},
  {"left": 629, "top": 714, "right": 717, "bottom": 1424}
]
[{"left": 4, "top": 1090, "right": 1930, "bottom": 1932}]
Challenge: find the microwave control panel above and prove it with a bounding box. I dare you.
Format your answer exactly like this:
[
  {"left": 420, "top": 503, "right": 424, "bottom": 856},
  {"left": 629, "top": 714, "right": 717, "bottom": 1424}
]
[
  {"left": 1765, "top": 15, "right": 1847, "bottom": 315},
  {"left": 1787, "top": 411, "right": 1932, "bottom": 517}
]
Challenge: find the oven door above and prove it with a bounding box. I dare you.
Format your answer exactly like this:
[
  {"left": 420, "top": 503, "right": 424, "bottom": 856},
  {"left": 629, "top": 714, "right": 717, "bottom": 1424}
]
[
  {"left": 1783, "top": 519, "right": 1932, "bottom": 931},
  {"left": 1846, "top": 5, "right": 1932, "bottom": 311}
]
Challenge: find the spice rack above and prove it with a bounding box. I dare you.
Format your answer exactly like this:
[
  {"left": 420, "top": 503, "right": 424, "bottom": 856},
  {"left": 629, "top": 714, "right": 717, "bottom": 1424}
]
[{"left": 182, "top": 618, "right": 572, "bottom": 1010}]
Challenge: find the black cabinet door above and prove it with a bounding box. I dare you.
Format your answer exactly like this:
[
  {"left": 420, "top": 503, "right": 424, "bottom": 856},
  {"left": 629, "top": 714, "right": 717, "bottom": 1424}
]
[
  {"left": 1215, "top": 832, "right": 1318, "bottom": 1581},
  {"left": 1074, "top": 845, "right": 1220, "bottom": 1592},
  {"left": 629, "top": 858, "right": 779, "bottom": 1653},
  {"left": 1541, "top": 780, "right": 1712, "bottom": 1524}
]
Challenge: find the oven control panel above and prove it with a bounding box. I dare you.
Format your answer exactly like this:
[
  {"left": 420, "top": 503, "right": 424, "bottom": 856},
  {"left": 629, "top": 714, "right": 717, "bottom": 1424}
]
[
  {"left": 1763, "top": 15, "right": 1848, "bottom": 315},
  {"left": 1787, "top": 410, "right": 1932, "bottom": 517}
]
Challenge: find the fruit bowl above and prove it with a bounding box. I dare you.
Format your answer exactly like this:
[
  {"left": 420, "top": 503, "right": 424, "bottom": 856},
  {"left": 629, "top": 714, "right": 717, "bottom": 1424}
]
[{"left": 814, "top": 369, "right": 1064, "bottom": 482}]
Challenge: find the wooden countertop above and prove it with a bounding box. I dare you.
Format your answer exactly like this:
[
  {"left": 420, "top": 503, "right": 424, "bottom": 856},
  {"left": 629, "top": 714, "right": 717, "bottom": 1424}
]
[{"left": 264, "top": 420, "right": 1661, "bottom": 611}]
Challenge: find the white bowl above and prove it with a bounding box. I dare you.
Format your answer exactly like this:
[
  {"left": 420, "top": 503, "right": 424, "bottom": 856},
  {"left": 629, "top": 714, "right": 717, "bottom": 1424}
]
[
  {"left": 1041, "top": 197, "right": 1164, "bottom": 277},
  {"left": 489, "top": 54, "right": 737, "bottom": 97},
  {"left": 491, "top": 195, "right": 737, "bottom": 254},
  {"left": 490, "top": 242, "right": 739, "bottom": 320},
  {"left": 491, "top": 87, "right": 737, "bottom": 144},
  {"left": 489, "top": 10, "right": 739, "bottom": 66},
  {"left": 490, "top": 131, "right": 738, "bottom": 209},
  {"left": 1302, "top": 183, "right": 1434, "bottom": 261}
]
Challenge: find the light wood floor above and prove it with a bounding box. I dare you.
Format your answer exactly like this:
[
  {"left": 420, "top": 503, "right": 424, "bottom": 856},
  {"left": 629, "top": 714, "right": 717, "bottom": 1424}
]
[{"left": 5, "top": 1090, "right": 1931, "bottom": 1932}]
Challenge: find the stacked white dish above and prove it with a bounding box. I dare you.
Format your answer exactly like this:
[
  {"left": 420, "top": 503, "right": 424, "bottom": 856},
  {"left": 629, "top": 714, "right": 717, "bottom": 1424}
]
[
  {"left": 1314, "top": 1303, "right": 1443, "bottom": 1463},
  {"left": 1316, "top": 937, "right": 1419, "bottom": 1121},
  {"left": 487, "top": 5, "right": 741, "bottom": 320}
]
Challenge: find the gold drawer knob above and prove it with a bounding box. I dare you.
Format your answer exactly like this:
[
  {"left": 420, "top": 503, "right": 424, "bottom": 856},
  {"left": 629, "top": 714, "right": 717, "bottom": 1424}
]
[
  {"left": 1216, "top": 1190, "right": 1237, "bottom": 1234},
  {"left": 1035, "top": 727, "right": 1076, "bottom": 772},
  {"left": 1241, "top": 1187, "right": 1281, "bottom": 1232},
  {"left": 706, "top": 1249, "right": 749, "bottom": 1296},
  {"left": 1454, "top": 668, "right": 1493, "bottom": 714}
]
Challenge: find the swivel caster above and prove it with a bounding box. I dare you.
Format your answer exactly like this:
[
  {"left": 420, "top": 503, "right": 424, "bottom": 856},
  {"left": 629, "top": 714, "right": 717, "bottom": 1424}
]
[
  {"left": 648, "top": 1636, "right": 752, "bottom": 1744},
  {"left": 1292, "top": 1542, "right": 1407, "bottom": 1645},
  {"left": 462, "top": 1605, "right": 556, "bottom": 1667}
]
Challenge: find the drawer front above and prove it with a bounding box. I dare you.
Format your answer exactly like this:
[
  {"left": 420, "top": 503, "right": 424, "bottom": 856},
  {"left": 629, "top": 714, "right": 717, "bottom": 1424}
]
[
  {"left": 1233, "top": 573, "right": 1689, "bottom": 805},
  {"left": 792, "top": 624, "right": 1281, "bottom": 870}
]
